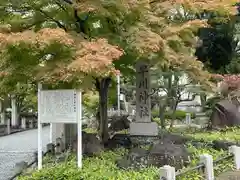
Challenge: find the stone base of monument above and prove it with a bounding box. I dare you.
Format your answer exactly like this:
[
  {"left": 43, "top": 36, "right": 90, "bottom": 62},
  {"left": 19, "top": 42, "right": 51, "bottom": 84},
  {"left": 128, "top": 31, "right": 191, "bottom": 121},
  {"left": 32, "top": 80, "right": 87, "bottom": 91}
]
[{"left": 129, "top": 122, "right": 158, "bottom": 136}]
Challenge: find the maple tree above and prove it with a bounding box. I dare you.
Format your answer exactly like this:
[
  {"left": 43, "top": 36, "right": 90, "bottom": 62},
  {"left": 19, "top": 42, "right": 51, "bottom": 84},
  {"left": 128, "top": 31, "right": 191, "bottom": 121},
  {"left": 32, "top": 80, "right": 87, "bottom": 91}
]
[
  {"left": 212, "top": 74, "right": 240, "bottom": 96},
  {"left": 0, "top": 0, "right": 238, "bottom": 142}
]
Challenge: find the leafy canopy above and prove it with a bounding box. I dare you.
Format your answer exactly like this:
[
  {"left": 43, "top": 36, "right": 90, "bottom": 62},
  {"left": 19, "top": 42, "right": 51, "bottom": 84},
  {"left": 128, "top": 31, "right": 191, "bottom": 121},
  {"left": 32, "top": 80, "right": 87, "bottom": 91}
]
[{"left": 0, "top": 0, "right": 238, "bottom": 91}]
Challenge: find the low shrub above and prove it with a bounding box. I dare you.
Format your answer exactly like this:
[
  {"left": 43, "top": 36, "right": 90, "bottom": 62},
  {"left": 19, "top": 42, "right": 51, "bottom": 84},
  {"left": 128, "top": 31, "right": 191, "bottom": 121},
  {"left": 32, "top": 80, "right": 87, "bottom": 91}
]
[
  {"left": 19, "top": 127, "right": 240, "bottom": 180},
  {"left": 188, "top": 126, "right": 240, "bottom": 143},
  {"left": 152, "top": 109, "right": 196, "bottom": 120},
  {"left": 19, "top": 149, "right": 159, "bottom": 180},
  {"left": 152, "top": 117, "right": 161, "bottom": 126},
  {"left": 19, "top": 142, "right": 234, "bottom": 180}
]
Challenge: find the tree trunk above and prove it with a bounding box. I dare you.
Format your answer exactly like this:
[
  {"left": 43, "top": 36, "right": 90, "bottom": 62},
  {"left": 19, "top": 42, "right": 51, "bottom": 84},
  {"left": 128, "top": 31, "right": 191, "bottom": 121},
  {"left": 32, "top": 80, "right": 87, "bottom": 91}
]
[
  {"left": 96, "top": 107, "right": 100, "bottom": 131},
  {"left": 170, "top": 101, "right": 178, "bottom": 128},
  {"left": 159, "top": 104, "right": 166, "bottom": 129},
  {"left": 96, "top": 77, "right": 111, "bottom": 144}
]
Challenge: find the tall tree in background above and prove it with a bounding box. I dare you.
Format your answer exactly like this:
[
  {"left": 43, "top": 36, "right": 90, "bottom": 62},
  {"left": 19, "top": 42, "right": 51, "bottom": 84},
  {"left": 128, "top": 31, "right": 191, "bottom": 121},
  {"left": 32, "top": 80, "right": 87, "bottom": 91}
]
[
  {"left": 195, "top": 4, "right": 240, "bottom": 74},
  {"left": 0, "top": 0, "right": 237, "bottom": 142}
]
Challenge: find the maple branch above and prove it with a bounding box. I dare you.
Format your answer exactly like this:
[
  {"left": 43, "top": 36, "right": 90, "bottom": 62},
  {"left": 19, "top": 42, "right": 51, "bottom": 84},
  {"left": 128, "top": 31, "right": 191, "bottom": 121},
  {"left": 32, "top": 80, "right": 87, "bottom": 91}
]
[
  {"left": 60, "top": 0, "right": 89, "bottom": 35},
  {"left": 148, "top": 88, "right": 158, "bottom": 96},
  {"left": 149, "top": 0, "right": 157, "bottom": 4},
  {"left": 74, "top": 9, "right": 89, "bottom": 34},
  {"left": 55, "top": 0, "right": 68, "bottom": 12},
  {"left": 61, "top": 0, "right": 73, "bottom": 4},
  {"left": 36, "top": 8, "right": 67, "bottom": 31}
]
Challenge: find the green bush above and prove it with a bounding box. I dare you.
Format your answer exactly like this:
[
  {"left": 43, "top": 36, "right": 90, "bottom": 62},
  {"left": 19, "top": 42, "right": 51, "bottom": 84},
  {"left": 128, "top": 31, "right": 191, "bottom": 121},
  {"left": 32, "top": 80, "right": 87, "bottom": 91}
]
[
  {"left": 152, "top": 109, "right": 196, "bottom": 120},
  {"left": 188, "top": 126, "right": 240, "bottom": 142},
  {"left": 19, "top": 144, "right": 234, "bottom": 180},
  {"left": 19, "top": 128, "right": 240, "bottom": 180},
  {"left": 152, "top": 117, "right": 161, "bottom": 126},
  {"left": 19, "top": 149, "right": 159, "bottom": 180}
]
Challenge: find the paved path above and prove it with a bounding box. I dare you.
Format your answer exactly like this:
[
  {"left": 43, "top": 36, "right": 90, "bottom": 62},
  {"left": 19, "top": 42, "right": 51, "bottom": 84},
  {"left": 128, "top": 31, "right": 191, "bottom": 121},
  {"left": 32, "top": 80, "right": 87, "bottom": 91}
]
[
  {"left": 0, "top": 126, "right": 50, "bottom": 180},
  {"left": 217, "top": 170, "right": 240, "bottom": 180}
]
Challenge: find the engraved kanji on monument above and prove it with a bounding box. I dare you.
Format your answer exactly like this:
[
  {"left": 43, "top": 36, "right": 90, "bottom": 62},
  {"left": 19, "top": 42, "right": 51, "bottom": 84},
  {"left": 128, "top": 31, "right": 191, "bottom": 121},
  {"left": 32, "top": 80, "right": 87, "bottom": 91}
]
[{"left": 136, "top": 62, "right": 151, "bottom": 122}]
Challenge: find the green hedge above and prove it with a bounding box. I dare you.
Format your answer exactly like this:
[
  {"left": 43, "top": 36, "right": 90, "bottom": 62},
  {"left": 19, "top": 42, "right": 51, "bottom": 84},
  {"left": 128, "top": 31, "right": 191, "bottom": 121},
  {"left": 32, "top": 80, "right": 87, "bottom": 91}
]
[
  {"left": 19, "top": 127, "right": 239, "bottom": 180},
  {"left": 152, "top": 109, "right": 196, "bottom": 120},
  {"left": 19, "top": 145, "right": 233, "bottom": 180},
  {"left": 19, "top": 149, "right": 159, "bottom": 180}
]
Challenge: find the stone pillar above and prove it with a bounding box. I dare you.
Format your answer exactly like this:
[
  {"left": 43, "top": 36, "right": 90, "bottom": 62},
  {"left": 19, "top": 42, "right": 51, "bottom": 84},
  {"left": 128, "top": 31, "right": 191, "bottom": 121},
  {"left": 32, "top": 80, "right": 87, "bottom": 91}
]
[
  {"left": 21, "top": 117, "right": 26, "bottom": 129},
  {"left": 159, "top": 165, "right": 176, "bottom": 180},
  {"left": 200, "top": 154, "right": 214, "bottom": 180},
  {"left": 51, "top": 123, "right": 65, "bottom": 145},
  {"left": 7, "top": 118, "right": 10, "bottom": 134},
  {"left": 0, "top": 111, "right": 5, "bottom": 125},
  {"left": 51, "top": 123, "right": 77, "bottom": 151},
  {"left": 11, "top": 96, "right": 18, "bottom": 127},
  {"left": 64, "top": 124, "right": 77, "bottom": 150},
  {"left": 0, "top": 101, "right": 3, "bottom": 125},
  {"left": 29, "top": 119, "right": 34, "bottom": 128},
  {"left": 229, "top": 145, "right": 240, "bottom": 170},
  {"left": 185, "top": 113, "right": 191, "bottom": 125},
  {"left": 130, "top": 61, "right": 158, "bottom": 136}
]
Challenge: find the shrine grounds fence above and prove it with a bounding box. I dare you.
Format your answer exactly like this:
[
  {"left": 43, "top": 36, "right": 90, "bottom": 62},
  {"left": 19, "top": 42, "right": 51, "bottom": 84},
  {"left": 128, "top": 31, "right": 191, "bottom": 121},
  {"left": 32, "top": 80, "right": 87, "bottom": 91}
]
[{"left": 160, "top": 145, "right": 240, "bottom": 180}]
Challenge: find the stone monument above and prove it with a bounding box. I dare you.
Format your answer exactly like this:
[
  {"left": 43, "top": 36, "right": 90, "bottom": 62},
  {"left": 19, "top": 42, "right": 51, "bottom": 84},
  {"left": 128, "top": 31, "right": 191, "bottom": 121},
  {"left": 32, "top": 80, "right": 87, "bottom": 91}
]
[{"left": 130, "top": 61, "right": 158, "bottom": 136}]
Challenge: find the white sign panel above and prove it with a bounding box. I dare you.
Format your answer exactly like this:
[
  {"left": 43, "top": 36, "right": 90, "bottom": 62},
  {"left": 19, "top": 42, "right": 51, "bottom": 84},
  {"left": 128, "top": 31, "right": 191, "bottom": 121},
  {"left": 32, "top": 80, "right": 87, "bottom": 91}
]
[
  {"left": 37, "top": 86, "right": 82, "bottom": 170},
  {"left": 39, "top": 90, "right": 79, "bottom": 123}
]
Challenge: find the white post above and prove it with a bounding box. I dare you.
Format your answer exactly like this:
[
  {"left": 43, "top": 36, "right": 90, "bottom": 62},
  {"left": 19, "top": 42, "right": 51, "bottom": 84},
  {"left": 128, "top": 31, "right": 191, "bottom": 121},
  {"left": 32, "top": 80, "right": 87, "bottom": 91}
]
[
  {"left": 7, "top": 118, "right": 10, "bottom": 134},
  {"left": 117, "top": 74, "right": 120, "bottom": 116},
  {"left": 185, "top": 113, "right": 191, "bottom": 125},
  {"left": 11, "top": 96, "right": 18, "bottom": 127},
  {"left": 21, "top": 117, "right": 26, "bottom": 129},
  {"left": 37, "top": 83, "right": 43, "bottom": 170},
  {"left": 132, "top": 109, "right": 135, "bottom": 116},
  {"left": 0, "top": 101, "right": 3, "bottom": 125},
  {"left": 1, "top": 110, "right": 5, "bottom": 125},
  {"left": 77, "top": 91, "right": 82, "bottom": 168},
  {"left": 49, "top": 123, "right": 53, "bottom": 143},
  {"left": 159, "top": 165, "right": 176, "bottom": 180},
  {"left": 200, "top": 154, "right": 214, "bottom": 180},
  {"left": 229, "top": 145, "right": 240, "bottom": 170}
]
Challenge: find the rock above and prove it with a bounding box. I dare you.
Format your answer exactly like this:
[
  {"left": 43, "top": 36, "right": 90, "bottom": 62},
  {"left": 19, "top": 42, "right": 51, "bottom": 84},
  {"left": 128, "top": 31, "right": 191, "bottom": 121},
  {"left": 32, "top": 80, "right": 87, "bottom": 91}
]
[
  {"left": 55, "top": 138, "right": 64, "bottom": 154},
  {"left": 73, "top": 132, "right": 104, "bottom": 156},
  {"left": 109, "top": 115, "right": 130, "bottom": 132},
  {"left": 116, "top": 147, "right": 149, "bottom": 169},
  {"left": 160, "top": 133, "right": 192, "bottom": 144},
  {"left": 104, "top": 134, "right": 132, "bottom": 150},
  {"left": 15, "top": 161, "right": 28, "bottom": 173},
  {"left": 55, "top": 153, "right": 69, "bottom": 163},
  {"left": 116, "top": 157, "right": 132, "bottom": 169},
  {"left": 147, "top": 142, "right": 191, "bottom": 170},
  {"left": 128, "top": 147, "right": 148, "bottom": 159},
  {"left": 212, "top": 140, "right": 236, "bottom": 150},
  {"left": 46, "top": 143, "right": 55, "bottom": 155},
  {"left": 116, "top": 141, "right": 191, "bottom": 170}
]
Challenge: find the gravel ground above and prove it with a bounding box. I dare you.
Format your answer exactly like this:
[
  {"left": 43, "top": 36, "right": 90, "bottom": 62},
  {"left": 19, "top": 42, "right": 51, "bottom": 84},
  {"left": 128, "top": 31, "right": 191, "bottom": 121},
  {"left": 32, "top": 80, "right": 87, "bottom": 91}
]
[{"left": 0, "top": 126, "right": 50, "bottom": 180}]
